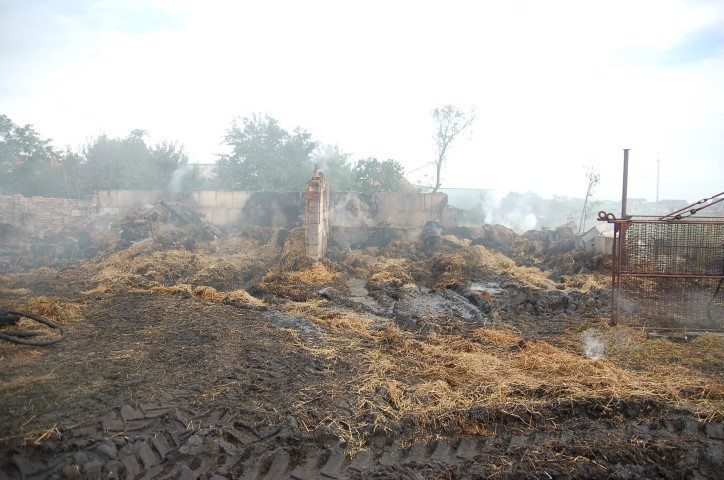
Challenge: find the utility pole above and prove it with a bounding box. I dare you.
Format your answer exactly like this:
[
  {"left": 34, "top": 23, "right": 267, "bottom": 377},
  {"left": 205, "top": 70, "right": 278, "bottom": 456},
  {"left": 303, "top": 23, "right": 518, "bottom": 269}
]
[
  {"left": 622, "top": 149, "right": 630, "bottom": 219},
  {"left": 656, "top": 154, "right": 660, "bottom": 205}
]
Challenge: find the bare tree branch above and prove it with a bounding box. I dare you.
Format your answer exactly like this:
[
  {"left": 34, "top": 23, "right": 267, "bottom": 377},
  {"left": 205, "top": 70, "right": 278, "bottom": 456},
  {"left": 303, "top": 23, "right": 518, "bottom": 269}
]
[{"left": 431, "top": 105, "right": 475, "bottom": 193}]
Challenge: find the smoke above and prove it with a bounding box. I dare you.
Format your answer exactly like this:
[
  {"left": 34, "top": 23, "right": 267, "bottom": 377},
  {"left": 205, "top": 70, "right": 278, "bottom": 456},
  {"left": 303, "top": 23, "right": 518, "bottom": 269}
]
[
  {"left": 167, "top": 165, "right": 192, "bottom": 194},
  {"left": 459, "top": 189, "right": 610, "bottom": 233},
  {"left": 330, "top": 193, "right": 376, "bottom": 229},
  {"left": 91, "top": 213, "right": 113, "bottom": 232},
  {"left": 582, "top": 328, "right": 605, "bottom": 360},
  {"left": 481, "top": 190, "right": 540, "bottom": 233},
  {"left": 328, "top": 192, "right": 381, "bottom": 249}
]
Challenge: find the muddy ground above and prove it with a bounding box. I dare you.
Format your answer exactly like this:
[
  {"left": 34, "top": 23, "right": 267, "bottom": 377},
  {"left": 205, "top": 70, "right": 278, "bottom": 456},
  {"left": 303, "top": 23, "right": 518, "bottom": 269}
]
[{"left": 0, "top": 222, "right": 722, "bottom": 479}]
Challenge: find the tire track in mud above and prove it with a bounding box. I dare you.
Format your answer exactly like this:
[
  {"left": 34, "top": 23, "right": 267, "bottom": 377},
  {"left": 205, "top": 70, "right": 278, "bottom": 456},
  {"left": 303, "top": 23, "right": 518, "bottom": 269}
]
[
  {"left": 1, "top": 401, "right": 480, "bottom": 480},
  {"left": 1, "top": 297, "right": 721, "bottom": 479},
  {"left": 2, "top": 398, "right": 722, "bottom": 479},
  {"left": 0, "top": 400, "right": 432, "bottom": 479}
]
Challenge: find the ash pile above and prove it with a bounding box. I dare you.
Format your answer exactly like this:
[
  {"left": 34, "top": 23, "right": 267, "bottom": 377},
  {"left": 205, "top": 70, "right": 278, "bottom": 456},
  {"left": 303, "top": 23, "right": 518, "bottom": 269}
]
[
  {"left": 316, "top": 222, "right": 612, "bottom": 337},
  {"left": 114, "top": 200, "right": 223, "bottom": 249}
]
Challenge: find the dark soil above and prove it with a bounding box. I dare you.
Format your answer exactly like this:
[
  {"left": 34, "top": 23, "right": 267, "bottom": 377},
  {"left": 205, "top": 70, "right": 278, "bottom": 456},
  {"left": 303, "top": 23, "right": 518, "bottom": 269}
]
[
  {"left": 1, "top": 291, "right": 721, "bottom": 479},
  {"left": 0, "top": 224, "right": 721, "bottom": 479}
]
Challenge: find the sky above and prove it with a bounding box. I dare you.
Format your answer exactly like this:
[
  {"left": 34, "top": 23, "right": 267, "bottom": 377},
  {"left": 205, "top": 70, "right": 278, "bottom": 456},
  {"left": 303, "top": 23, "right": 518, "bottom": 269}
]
[{"left": 1, "top": 0, "right": 723, "bottom": 203}]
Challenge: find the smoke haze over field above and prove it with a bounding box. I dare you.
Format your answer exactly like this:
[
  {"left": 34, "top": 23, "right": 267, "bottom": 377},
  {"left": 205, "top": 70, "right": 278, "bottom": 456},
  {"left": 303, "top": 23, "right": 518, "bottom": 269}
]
[{"left": 1, "top": 0, "right": 723, "bottom": 202}]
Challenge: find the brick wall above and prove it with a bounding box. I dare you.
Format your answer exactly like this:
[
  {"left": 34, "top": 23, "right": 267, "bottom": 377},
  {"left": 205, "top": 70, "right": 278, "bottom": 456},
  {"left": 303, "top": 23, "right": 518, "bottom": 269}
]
[
  {"left": 328, "top": 191, "right": 451, "bottom": 247},
  {"left": 0, "top": 194, "right": 86, "bottom": 236},
  {"left": 304, "top": 172, "right": 329, "bottom": 259},
  {"left": 1, "top": 187, "right": 454, "bottom": 249}
]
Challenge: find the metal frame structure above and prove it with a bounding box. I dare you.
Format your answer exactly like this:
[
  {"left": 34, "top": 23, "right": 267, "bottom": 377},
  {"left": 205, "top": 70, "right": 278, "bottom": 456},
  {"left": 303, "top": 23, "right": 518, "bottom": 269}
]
[{"left": 600, "top": 192, "right": 724, "bottom": 332}]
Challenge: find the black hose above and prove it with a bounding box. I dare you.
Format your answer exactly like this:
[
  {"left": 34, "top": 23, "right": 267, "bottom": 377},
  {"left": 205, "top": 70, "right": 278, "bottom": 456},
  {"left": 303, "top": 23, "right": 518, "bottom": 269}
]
[{"left": 0, "top": 309, "right": 67, "bottom": 345}]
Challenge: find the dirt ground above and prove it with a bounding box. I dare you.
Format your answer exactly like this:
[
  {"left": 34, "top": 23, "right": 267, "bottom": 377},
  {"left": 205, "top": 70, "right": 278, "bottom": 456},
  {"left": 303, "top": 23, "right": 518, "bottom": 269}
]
[{"left": 0, "top": 223, "right": 722, "bottom": 479}]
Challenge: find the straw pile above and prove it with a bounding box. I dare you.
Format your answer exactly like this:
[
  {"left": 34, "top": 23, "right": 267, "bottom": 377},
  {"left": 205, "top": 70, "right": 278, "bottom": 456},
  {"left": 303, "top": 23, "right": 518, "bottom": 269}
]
[
  {"left": 560, "top": 273, "right": 610, "bottom": 292},
  {"left": 342, "top": 241, "right": 588, "bottom": 295},
  {"left": 285, "top": 306, "right": 723, "bottom": 445},
  {"left": 0, "top": 296, "right": 85, "bottom": 325},
  {"left": 189, "top": 262, "right": 248, "bottom": 290},
  {"left": 150, "top": 284, "right": 266, "bottom": 307},
  {"left": 381, "top": 241, "right": 421, "bottom": 260},
  {"left": 256, "top": 260, "right": 345, "bottom": 301},
  {"left": 69, "top": 230, "right": 282, "bottom": 294},
  {"left": 338, "top": 249, "right": 379, "bottom": 278},
  {"left": 440, "top": 235, "right": 471, "bottom": 248},
  {"left": 430, "top": 253, "right": 468, "bottom": 290},
  {"left": 280, "top": 227, "right": 315, "bottom": 272},
  {"left": 460, "top": 245, "right": 556, "bottom": 289},
  {"left": 21, "top": 296, "right": 85, "bottom": 323},
  {"left": 369, "top": 263, "right": 414, "bottom": 289}
]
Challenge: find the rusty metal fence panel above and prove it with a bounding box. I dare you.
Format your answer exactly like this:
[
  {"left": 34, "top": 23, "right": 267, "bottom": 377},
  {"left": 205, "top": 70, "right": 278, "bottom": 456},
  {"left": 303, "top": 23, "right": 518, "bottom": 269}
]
[{"left": 610, "top": 216, "right": 724, "bottom": 332}]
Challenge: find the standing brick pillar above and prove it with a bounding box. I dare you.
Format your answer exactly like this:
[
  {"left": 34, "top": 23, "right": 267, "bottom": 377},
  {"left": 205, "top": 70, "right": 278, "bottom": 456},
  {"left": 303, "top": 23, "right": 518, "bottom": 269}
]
[{"left": 304, "top": 171, "right": 330, "bottom": 259}]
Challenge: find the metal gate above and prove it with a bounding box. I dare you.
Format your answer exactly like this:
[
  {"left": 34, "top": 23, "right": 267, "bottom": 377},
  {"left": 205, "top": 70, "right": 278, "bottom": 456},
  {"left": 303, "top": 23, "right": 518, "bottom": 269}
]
[{"left": 602, "top": 213, "right": 724, "bottom": 332}]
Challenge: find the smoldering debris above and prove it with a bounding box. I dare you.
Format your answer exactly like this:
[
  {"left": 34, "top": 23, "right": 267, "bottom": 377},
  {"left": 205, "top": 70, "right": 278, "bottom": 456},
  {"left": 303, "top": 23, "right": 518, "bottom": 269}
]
[
  {"left": 583, "top": 328, "right": 605, "bottom": 359},
  {"left": 2, "top": 213, "right": 724, "bottom": 479}
]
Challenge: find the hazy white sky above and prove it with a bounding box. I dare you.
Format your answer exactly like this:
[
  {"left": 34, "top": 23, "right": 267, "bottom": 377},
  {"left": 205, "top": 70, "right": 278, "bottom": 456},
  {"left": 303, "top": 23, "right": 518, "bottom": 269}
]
[{"left": 1, "top": 0, "right": 722, "bottom": 202}]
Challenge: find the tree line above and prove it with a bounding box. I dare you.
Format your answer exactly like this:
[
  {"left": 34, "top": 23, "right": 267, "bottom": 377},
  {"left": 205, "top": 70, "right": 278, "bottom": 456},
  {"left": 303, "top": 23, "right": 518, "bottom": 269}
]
[{"left": 0, "top": 113, "right": 406, "bottom": 198}]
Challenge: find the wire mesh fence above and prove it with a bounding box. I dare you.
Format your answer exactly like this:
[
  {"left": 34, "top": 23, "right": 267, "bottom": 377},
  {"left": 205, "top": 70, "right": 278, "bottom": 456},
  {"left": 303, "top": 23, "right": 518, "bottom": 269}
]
[{"left": 611, "top": 216, "right": 724, "bottom": 332}]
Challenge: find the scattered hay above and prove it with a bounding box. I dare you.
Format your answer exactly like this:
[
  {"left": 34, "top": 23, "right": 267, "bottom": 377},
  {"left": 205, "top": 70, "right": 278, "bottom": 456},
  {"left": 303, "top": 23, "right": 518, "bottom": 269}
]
[
  {"left": 381, "top": 241, "right": 420, "bottom": 259},
  {"left": 68, "top": 232, "right": 280, "bottom": 294},
  {"left": 346, "top": 239, "right": 567, "bottom": 293},
  {"left": 150, "top": 284, "right": 193, "bottom": 296},
  {"left": 430, "top": 253, "right": 467, "bottom": 290},
  {"left": 297, "top": 261, "right": 337, "bottom": 284},
  {"left": 562, "top": 273, "right": 611, "bottom": 292},
  {"left": 81, "top": 284, "right": 111, "bottom": 295},
  {"left": 280, "top": 227, "right": 314, "bottom": 272},
  {"left": 284, "top": 301, "right": 374, "bottom": 337},
  {"left": 256, "top": 261, "right": 345, "bottom": 301},
  {"left": 149, "top": 284, "right": 266, "bottom": 307},
  {"left": 369, "top": 265, "right": 414, "bottom": 288},
  {"left": 286, "top": 315, "right": 723, "bottom": 444},
  {"left": 198, "top": 235, "right": 262, "bottom": 256},
  {"left": 3, "top": 373, "right": 59, "bottom": 392},
  {"left": 21, "top": 296, "right": 84, "bottom": 324},
  {"left": 441, "top": 235, "right": 471, "bottom": 247},
  {"left": 225, "top": 289, "right": 266, "bottom": 307},
  {"left": 2, "top": 218, "right": 720, "bottom": 453},
  {"left": 189, "top": 262, "right": 246, "bottom": 290},
  {"left": 2, "top": 267, "right": 60, "bottom": 291},
  {"left": 242, "top": 225, "right": 276, "bottom": 244},
  {"left": 0, "top": 287, "right": 31, "bottom": 296},
  {"left": 339, "top": 250, "right": 380, "bottom": 278},
  {"left": 0, "top": 296, "right": 84, "bottom": 348},
  {"left": 460, "top": 245, "right": 555, "bottom": 289},
  {"left": 478, "top": 224, "right": 519, "bottom": 253},
  {"left": 92, "top": 271, "right": 151, "bottom": 292},
  {"left": 28, "top": 425, "right": 62, "bottom": 446},
  {"left": 606, "top": 328, "right": 724, "bottom": 376},
  {"left": 193, "top": 285, "right": 222, "bottom": 302},
  {"left": 473, "top": 327, "right": 523, "bottom": 347}
]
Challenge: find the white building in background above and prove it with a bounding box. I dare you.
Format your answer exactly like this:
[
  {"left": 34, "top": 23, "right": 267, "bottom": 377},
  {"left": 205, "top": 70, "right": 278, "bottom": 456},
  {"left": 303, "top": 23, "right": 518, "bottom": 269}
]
[{"left": 578, "top": 222, "right": 615, "bottom": 254}]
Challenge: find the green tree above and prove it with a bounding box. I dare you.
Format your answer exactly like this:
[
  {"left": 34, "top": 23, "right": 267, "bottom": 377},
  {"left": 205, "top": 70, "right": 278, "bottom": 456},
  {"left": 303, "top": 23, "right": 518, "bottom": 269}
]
[
  {"left": 217, "top": 114, "right": 317, "bottom": 191},
  {"left": 78, "top": 130, "right": 197, "bottom": 194},
  {"left": 314, "top": 144, "right": 354, "bottom": 191},
  {"left": 80, "top": 130, "right": 149, "bottom": 191},
  {"left": 150, "top": 141, "right": 205, "bottom": 192},
  {"left": 431, "top": 104, "right": 475, "bottom": 193},
  {"left": 352, "top": 158, "right": 405, "bottom": 193},
  {"left": 0, "top": 114, "right": 67, "bottom": 196},
  {"left": 60, "top": 147, "right": 85, "bottom": 199}
]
